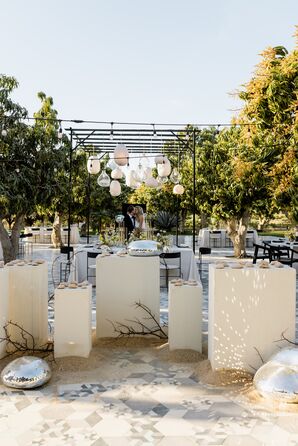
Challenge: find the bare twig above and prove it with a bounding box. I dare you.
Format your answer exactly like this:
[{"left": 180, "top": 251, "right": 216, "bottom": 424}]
[
  {"left": 108, "top": 301, "right": 168, "bottom": 339},
  {"left": 0, "top": 321, "right": 54, "bottom": 362},
  {"left": 274, "top": 330, "right": 298, "bottom": 346}
]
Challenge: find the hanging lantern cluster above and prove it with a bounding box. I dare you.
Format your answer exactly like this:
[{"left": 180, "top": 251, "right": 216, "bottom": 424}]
[{"left": 87, "top": 142, "right": 185, "bottom": 196}]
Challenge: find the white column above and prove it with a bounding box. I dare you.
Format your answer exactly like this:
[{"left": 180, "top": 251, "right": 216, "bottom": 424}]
[
  {"left": 208, "top": 264, "right": 296, "bottom": 372},
  {"left": 54, "top": 285, "right": 92, "bottom": 358},
  {"left": 0, "top": 268, "right": 9, "bottom": 358},
  {"left": 168, "top": 282, "right": 202, "bottom": 352},
  {"left": 96, "top": 255, "right": 160, "bottom": 338},
  {"left": 8, "top": 263, "right": 48, "bottom": 348}
]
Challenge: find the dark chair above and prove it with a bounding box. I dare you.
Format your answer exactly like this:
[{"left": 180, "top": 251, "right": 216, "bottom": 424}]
[
  {"left": 252, "top": 243, "right": 271, "bottom": 264},
  {"left": 268, "top": 245, "right": 298, "bottom": 267},
  {"left": 87, "top": 251, "right": 99, "bottom": 282},
  {"left": 59, "top": 246, "right": 74, "bottom": 282},
  {"left": 199, "top": 247, "right": 211, "bottom": 276},
  {"left": 160, "top": 252, "right": 182, "bottom": 288},
  {"left": 209, "top": 230, "right": 222, "bottom": 248}
]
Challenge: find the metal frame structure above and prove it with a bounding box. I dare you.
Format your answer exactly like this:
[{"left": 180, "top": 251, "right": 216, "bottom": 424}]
[{"left": 65, "top": 125, "right": 197, "bottom": 255}]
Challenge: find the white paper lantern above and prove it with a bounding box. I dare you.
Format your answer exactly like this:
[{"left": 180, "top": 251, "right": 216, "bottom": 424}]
[
  {"left": 114, "top": 144, "right": 129, "bottom": 166},
  {"left": 142, "top": 167, "right": 152, "bottom": 182},
  {"left": 97, "top": 170, "right": 111, "bottom": 187},
  {"left": 126, "top": 170, "right": 141, "bottom": 189},
  {"left": 170, "top": 168, "right": 180, "bottom": 184},
  {"left": 155, "top": 154, "right": 164, "bottom": 164},
  {"left": 157, "top": 158, "right": 171, "bottom": 177},
  {"left": 111, "top": 167, "right": 123, "bottom": 179},
  {"left": 140, "top": 154, "right": 150, "bottom": 167},
  {"left": 173, "top": 184, "right": 185, "bottom": 195},
  {"left": 87, "top": 155, "right": 101, "bottom": 174},
  {"left": 109, "top": 180, "right": 121, "bottom": 196},
  {"left": 145, "top": 176, "right": 159, "bottom": 188}
]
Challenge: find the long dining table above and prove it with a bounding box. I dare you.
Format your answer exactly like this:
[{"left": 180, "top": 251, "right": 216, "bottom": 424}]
[{"left": 71, "top": 244, "right": 200, "bottom": 286}]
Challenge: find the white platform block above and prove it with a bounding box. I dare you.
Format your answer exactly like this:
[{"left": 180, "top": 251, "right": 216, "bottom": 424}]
[
  {"left": 208, "top": 264, "right": 296, "bottom": 372},
  {"left": 168, "top": 282, "right": 202, "bottom": 352},
  {"left": 8, "top": 263, "right": 48, "bottom": 347},
  {"left": 0, "top": 268, "right": 9, "bottom": 358},
  {"left": 54, "top": 285, "right": 92, "bottom": 358},
  {"left": 96, "top": 255, "right": 160, "bottom": 338}
]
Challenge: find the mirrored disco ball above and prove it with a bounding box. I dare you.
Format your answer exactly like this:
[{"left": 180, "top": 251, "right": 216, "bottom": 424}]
[
  {"left": 254, "top": 348, "right": 298, "bottom": 403},
  {"left": 1, "top": 356, "right": 52, "bottom": 389}
]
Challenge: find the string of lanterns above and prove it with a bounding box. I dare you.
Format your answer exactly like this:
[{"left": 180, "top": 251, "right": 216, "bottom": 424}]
[{"left": 86, "top": 144, "right": 185, "bottom": 197}]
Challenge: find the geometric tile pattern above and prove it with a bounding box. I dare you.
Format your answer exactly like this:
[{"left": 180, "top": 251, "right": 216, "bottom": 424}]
[{"left": 1, "top": 347, "right": 298, "bottom": 445}]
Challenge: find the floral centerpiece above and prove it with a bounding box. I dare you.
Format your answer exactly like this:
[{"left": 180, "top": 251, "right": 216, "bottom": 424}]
[
  {"left": 155, "top": 230, "right": 172, "bottom": 251},
  {"left": 99, "top": 229, "right": 123, "bottom": 248}
]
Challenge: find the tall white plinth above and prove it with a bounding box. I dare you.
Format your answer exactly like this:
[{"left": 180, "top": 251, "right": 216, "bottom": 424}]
[
  {"left": 0, "top": 268, "right": 9, "bottom": 358},
  {"left": 96, "top": 255, "right": 160, "bottom": 338},
  {"left": 8, "top": 263, "right": 48, "bottom": 347},
  {"left": 208, "top": 264, "right": 296, "bottom": 372},
  {"left": 168, "top": 282, "right": 202, "bottom": 352},
  {"left": 54, "top": 285, "right": 92, "bottom": 358}
]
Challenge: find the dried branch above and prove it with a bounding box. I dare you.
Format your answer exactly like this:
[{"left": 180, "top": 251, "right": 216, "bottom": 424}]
[
  {"left": 108, "top": 301, "right": 168, "bottom": 339},
  {"left": 0, "top": 321, "right": 54, "bottom": 362},
  {"left": 274, "top": 330, "right": 298, "bottom": 346}
]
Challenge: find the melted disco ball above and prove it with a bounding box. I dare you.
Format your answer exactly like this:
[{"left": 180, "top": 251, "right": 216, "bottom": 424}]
[
  {"left": 254, "top": 348, "right": 298, "bottom": 403},
  {"left": 1, "top": 356, "right": 52, "bottom": 389},
  {"left": 128, "top": 240, "right": 161, "bottom": 257},
  {"left": 115, "top": 214, "right": 124, "bottom": 224}
]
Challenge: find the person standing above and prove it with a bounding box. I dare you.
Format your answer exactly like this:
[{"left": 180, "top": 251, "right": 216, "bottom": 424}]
[{"left": 123, "top": 205, "right": 136, "bottom": 239}]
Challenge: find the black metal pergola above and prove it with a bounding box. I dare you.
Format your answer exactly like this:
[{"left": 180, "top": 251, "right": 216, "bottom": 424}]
[{"left": 65, "top": 124, "right": 197, "bottom": 254}]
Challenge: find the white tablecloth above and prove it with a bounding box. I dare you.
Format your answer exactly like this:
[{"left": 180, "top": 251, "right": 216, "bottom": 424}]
[
  {"left": 24, "top": 226, "right": 80, "bottom": 244},
  {"left": 167, "top": 246, "right": 200, "bottom": 282},
  {"left": 71, "top": 246, "right": 101, "bottom": 284},
  {"left": 199, "top": 228, "right": 259, "bottom": 248},
  {"left": 72, "top": 245, "right": 200, "bottom": 285}
]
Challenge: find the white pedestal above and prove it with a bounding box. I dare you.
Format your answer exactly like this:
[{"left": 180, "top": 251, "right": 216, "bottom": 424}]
[
  {"left": 8, "top": 263, "right": 48, "bottom": 347},
  {"left": 54, "top": 285, "right": 92, "bottom": 358},
  {"left": 0, "top": 268, "right": 9, "bottom": 358},
  {"left": 96, "top": 255, "right": 160, "bottom": 338},
  {"left": 168, "top": 282, "right": 202, "bottom": 352},
  {"left": 208, "top": 264, "right": 296, "bottom": 371}
]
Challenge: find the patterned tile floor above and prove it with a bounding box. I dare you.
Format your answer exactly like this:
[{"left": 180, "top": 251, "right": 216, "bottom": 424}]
[{"left": 0, "top": 243, "right": 297, "bottom": 445}]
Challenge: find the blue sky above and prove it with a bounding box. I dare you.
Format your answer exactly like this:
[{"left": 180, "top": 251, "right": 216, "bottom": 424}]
[{"left": 1, "top": 0, "right": 297, "bottom": 126}]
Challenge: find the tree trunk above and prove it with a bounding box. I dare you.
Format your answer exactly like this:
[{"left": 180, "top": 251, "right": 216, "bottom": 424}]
[
  {"left": 200, "top": 212, "right": 208, "bottom": 228},
  {"left": 181, "top": 209, "right": 187, "bottom": 232},
  {"left": 0, "top": 215, "right": 23, "bottom": 263},
  {"left": 51, "top": 212, "right": 63, "bottom": 248},
  {"left": 226, "top": 210, "right": 250, "bottom": 258}
]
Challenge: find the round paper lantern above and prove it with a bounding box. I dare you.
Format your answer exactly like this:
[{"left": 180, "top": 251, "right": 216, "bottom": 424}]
[
  {"left": 126, "top": 170, "right": 141, "bottom": 188},
  {"left": 142, "top": 167, "right": 152, "bottom": 182},
  {"left": 111, "top": 167, "right": 123, "bottom": 179},
  {"left": 145, "top": 176, "right": 159, "bottom": 188},
  {"left": 110, "top": 180, "right": 121, "bottom": 196},
  {"left": 157, "top": 158, "right": 171, "bottom": 177},
  {"left": 173, "top": 184, "right": 185, "bottom": 195},
  {"left": 87, "top": 155, "right": 101, "bottom": 174},
  {"left": 97, "top": 170, "right": 111, "bottom": 187},
  {"left": 155, "top": 154, "right": 164, "bottom": 164},
  {"left": 114, "top": 144, "right": 129, "bottom": 166}
]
